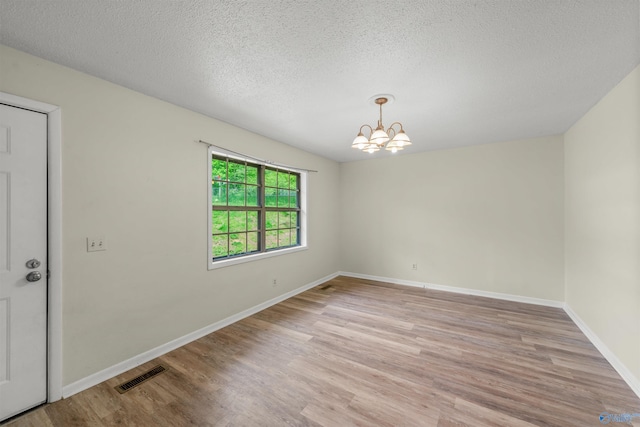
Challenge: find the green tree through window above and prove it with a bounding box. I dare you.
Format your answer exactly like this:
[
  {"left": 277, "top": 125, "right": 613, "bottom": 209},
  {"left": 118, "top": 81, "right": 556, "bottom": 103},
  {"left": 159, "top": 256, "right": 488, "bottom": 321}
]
[{"left": 211, "top": 154, "right": 301, "bottom": 261}]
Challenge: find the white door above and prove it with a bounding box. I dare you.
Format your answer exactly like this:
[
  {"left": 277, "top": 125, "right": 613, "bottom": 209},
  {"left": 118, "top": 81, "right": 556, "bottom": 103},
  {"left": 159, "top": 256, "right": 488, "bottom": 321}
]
[{"left": 0, "top": 104, "right": 48, "bottom": 421}]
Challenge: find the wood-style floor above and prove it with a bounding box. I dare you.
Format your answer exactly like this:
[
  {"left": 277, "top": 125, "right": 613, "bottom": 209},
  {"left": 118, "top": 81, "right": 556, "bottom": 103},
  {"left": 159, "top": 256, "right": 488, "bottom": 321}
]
[{"left": 6, "top": 276, "right": 640, "bottom": 426}]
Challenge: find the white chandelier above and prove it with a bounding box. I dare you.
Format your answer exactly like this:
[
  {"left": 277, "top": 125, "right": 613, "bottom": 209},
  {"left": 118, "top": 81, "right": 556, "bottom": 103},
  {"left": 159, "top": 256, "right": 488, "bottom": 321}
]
[{"left": 351, "top": 95, "right": 411, "bottom": 154}]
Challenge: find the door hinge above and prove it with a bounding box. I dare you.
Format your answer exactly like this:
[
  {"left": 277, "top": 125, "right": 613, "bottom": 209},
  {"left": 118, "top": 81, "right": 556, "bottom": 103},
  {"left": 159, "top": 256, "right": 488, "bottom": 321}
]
[{"left": 47, "top": 269, "right": 51, "bottom": 279}]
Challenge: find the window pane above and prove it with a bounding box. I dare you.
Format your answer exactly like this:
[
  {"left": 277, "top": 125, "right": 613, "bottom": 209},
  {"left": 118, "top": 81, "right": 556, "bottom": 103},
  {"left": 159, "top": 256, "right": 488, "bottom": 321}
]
[
  {"left": 246, "top": 185, "right": 258, "bottom": 206},
  {"left": 212, "top": 158, "right": 227, "bottom": 181},
  {"left": 247, "top": 211, "right": 258, "bottom": 231},
  {"left": 229, "top": 211, "right": 247, "bottom": 232},
  {"left": 291, "top": 228, "right": 299, "bottom": 245},
  {"left": 265, "top": 211, "right": 278, "bottom": 230},
  {"left": 246, "top": 165, "right": 258, "bottom": 185},
  {"left": 279, "top": 211, "right": 290, "bottom": 228},
  {"left": 212, "top": 235, "right": 228, "bottom": 258},
  {"left": 265, "top": 169, "right": 278, "bottom": 187},
  {"left": 278, "top": 171, "right": 290, "bottom": 189},
  {"left": 289, "top": 174, "right": 297, "bottom": 189},
  {"left": 212, "top": 182, "right": 227, "bottom": 206},
  {"left": 290, "top": 191, "right": 298, "bottom": 208},
  {"left": 229, "top": 233, "right": 246, "bottom": 255},
  {"left": 265, "top": 187, "right": 277, "bottom": 207},
  {"left": 228, "top": 184, "right": 245, "bottom": 206},
  {"left": 278, "top": 229, "right": 291, "bottom": 247},
  {"left": 228, "top": 162, "right": 246, "bottom": 183},
  {"left": 266, "top": 230, "right": 278, "bottom": 249},
  {"left": 247, "top": 231, "right": 259, "bottom": 252},
  {"left": 277, "top": 189, "right": 290, "bottom": 207},
  {"left": 290, "top": 212, "right": 298, "bottom": 226},
  {"left": 212, "top": 211, "right": 228, "bottom": 233}
]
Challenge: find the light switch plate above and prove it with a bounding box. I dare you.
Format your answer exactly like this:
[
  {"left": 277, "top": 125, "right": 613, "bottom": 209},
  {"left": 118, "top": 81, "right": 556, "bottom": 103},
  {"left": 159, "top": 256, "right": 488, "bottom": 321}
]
[{"left": 87, "top": 236, "right": 107, "bottom": 252}]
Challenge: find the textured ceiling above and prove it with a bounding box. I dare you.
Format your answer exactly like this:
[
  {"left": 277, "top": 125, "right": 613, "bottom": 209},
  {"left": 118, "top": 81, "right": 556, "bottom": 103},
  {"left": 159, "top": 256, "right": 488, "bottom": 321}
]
[{"left": 1, "top": 1, "right": 639, "bottom": 162}]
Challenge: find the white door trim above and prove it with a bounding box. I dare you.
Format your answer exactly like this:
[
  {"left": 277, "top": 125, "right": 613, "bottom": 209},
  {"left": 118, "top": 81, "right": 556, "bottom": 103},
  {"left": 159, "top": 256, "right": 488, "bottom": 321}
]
[{"left": 0, "top": 92, "right": 63, "bottom": 402}]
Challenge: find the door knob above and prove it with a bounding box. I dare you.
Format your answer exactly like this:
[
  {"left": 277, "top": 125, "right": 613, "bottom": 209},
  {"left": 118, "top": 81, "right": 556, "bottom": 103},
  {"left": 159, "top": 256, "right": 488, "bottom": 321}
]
[
  {"left": 26, "top": 258, "right": 41, "bottom": 269},
  {"left": 26, "top": 271, "right": 42, "bottom": 282}
]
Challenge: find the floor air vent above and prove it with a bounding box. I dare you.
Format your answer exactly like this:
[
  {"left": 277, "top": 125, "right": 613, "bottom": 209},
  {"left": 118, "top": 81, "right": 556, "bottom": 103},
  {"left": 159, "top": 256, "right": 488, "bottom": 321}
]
[{"left": 115, "top": 365, "right": 167, "bottom": 394}]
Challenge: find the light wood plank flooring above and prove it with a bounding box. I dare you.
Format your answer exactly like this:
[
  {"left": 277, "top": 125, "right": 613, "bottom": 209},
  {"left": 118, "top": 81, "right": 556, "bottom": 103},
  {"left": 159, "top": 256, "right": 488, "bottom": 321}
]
[{"left": 6, "top": 276, "right": 640, "bottom": 426}]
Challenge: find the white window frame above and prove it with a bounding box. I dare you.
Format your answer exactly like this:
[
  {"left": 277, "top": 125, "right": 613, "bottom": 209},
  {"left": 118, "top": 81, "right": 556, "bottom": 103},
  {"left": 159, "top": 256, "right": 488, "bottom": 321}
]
[{"left": 207, "top": 147, "right": 307, "bottom": 270}]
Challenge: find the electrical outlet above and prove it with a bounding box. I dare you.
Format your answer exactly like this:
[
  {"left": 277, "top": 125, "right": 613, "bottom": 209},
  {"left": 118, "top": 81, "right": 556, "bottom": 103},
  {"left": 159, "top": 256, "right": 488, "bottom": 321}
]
[
  {"left": 412, "top": 263, "right": 418, "bottom": 270},
  {"left": 87, "top": 236, "right": 107, "bottom": 252}
]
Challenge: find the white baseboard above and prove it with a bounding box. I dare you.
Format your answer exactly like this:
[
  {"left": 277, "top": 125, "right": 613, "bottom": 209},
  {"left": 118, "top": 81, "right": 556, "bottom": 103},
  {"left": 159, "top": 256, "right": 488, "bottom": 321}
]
[
  {"left": 62, "top": 272, "right": 339, "bottom": 398},
  {"left": 563, "top": 304, "right": 640, "bottom": 399},
  {"left": 63, "top": 270, "right": 640, "bottom": 402},
  {"left": 338, "top": 271, "right": 564, "bottom": 308}
]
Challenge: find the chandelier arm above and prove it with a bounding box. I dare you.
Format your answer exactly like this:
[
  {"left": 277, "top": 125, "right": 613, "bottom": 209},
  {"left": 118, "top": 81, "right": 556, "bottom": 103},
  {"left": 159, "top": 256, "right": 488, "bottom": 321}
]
[
  {"left": 387, "top": 122, "right": 404, "bottom": 132},
  {"left": 387, "top": 127, "right": 397, "bottom": 139},
  {"left": 358, "top": 124, "right": 374, "bottom": 137}
]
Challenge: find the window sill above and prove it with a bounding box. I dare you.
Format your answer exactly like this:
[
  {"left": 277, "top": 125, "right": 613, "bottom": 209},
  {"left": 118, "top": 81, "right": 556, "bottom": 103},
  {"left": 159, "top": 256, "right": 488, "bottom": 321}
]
[{"left": 208, "top": 245, "right": 308, "bottom": 270}]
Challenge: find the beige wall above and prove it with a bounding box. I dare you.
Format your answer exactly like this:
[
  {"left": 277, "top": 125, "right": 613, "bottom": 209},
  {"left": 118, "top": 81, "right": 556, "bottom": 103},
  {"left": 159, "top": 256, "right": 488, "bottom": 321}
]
[
  {"left": 339, "top": 136, "right": 565, "bottom": 301},
  {"left": 565, "top": 65, "right": 640, "bottom": 382},
  {"left": 2, "top": 41, "right": 638, "bottom": 392},
  {"left": 0, "top": 45, "right": 341, "bottom": 385}
]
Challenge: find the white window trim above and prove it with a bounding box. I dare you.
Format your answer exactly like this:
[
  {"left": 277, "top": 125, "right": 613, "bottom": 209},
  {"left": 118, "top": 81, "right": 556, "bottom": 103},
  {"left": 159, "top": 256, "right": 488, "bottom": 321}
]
[{"left": 207, "top": 147, "right": 308, "bottom": 270}]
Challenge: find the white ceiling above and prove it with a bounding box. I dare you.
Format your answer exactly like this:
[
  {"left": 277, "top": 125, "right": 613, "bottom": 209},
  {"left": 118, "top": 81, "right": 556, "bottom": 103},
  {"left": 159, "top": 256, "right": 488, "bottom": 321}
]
[{"left": 1, "top": 1, "right": 638, "bottom": 162}]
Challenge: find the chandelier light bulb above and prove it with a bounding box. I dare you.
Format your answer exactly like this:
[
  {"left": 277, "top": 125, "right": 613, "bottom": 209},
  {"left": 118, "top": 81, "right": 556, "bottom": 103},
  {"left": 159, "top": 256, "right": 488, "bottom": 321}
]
[
  {"left": 352, "top": 133, "right": 369, "bottom": 150},
  {"left": 370, "top": 128, "right": 390, "bottom": 145},
  {"left": 391, "top": 129, "right": 411, "bottom": 147},
  {"left": 365, "top": 144, "right": 379, "bottom": 153}
]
